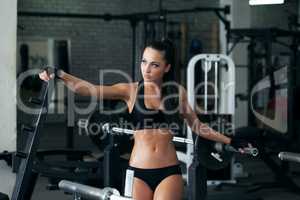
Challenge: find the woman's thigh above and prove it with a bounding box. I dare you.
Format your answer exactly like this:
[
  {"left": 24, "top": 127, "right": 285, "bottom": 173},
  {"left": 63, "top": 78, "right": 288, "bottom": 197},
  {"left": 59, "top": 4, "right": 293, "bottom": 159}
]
[
  {"left": 153, "top": 175, "right": 184, "bottom": 200},
  {"left": 132, "top": 177, "right": 153, "bottom": 200}
]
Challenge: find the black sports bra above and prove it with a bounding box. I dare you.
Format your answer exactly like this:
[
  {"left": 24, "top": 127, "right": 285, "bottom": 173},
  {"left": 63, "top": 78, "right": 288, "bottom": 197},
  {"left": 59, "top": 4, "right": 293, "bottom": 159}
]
[{"left": 130, "top": 81, "right": 168, "bottom": 130}]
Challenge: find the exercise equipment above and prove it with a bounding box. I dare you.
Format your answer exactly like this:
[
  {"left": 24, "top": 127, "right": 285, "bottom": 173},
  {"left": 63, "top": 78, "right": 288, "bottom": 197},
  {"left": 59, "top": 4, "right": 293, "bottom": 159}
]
[
  {"left": 196, "top": 138, "right": 258, "bottom": 171},
  {"left": 12, "top": 80, "right": 107, "bottom": 200},
  {"left": 58, "top": 180, "right": 132, "bottom": 200},
  {"left": 228, "top": 28, "right": 300, "bottom": 139},
  {"left": 12, "top": 81, "right": 51, "bottom": 200},
  {"left": 278, "top": 152, "right": 300, "bottom": 164},
  {"left": 185, "top": 54, "right": 236, "bottom": 200},
  {"left": 227, "top": 28, "right": 300, "bottom": 193},
  {"left": 214, "top": 142, "right": 258, "bottom": 157},
  {"left": 186, "top": 53, "right": 235, "bottom": 163},
  {"left": 78, "top": 102, "right": 133, "bottom": 191},
  {"left": 78, "top": 103, "right": 133, "bottom": 154},
  {"left": 13, "top": 78, "right": 135, "bottom": 200},
  {"left": 102, "top": 122, "right": 193, "bottom": 145}
]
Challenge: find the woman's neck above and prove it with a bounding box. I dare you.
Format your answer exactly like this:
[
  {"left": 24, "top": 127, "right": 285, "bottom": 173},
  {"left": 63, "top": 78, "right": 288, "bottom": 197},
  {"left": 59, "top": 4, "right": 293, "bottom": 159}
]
[
  {"left": 143, "top": 79, "right": 162, "bottom": 99},
  {"left": 143, "top": 79, "right": 162, "bottom": 88}
]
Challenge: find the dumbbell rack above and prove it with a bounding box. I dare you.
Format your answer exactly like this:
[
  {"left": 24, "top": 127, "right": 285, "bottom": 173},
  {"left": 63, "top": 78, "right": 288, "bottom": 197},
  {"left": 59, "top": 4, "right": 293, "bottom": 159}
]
[{"left": 11, "top": 81, "right": 51, "bottom": 200}]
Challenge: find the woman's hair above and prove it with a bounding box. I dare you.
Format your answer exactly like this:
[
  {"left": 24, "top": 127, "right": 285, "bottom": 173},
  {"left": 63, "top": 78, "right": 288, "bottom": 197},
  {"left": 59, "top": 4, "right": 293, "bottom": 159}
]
[{"left": 146, "top": 38, "right": 175, "bottom": 69}]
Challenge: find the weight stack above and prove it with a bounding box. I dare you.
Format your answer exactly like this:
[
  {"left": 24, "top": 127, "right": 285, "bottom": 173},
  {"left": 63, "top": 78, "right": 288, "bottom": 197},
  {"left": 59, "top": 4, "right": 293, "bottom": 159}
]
[{"left": 198, "top": 114, "right": 234, "bottom": 183}]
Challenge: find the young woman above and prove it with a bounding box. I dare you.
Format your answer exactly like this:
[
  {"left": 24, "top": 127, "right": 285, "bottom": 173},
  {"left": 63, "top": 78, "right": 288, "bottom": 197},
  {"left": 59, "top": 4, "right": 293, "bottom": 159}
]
[{"left": 39, "top": 39, "right": 250, "bottom": 200}]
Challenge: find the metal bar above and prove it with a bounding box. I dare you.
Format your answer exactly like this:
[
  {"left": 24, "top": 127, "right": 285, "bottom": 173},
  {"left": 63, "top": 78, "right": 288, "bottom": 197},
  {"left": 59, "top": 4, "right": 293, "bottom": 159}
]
[
  {"left": 204, "top": 60, "right": 208, "bottom": 113},
  {"left": 111, "top": 126, "right": 193, "bottom": 144},
  {"left": 18, "top": 6, "right": 229, "bottom": 20},
  {"left": 172, "top": 137, "right": 194, "bottom": 144},
  {"left": 59, "top": 180, "right": 132, "bottom": 200},
  {"left": 214, "top": 61, "right": 218, "bottom": 113},
  {"left": 18, "top": 11, "right": 128, "bottom": 20},
  {"left": 162, "top": 7, "right": 228, "bottom": 15},
  {"left": 247, "top": 42, "right": 256, "bottom": 126},
  {"left": 278, "top": 152, "right": 300, "bottom": 164},
  {"left": 261, "top": 151, "right": 300, "bottom": 192},
  {"left": 112, "top": 127, "right": 134, "bottom": 135},
  {"left": 288, "top": 39, "right": 298, "bottom": 141}
]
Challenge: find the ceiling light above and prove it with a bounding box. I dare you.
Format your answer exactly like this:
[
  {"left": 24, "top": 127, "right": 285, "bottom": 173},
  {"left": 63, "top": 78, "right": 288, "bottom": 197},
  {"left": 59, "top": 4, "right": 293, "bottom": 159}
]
[{"left": 249, "top": 0, "right": 285, "bottom": 5}]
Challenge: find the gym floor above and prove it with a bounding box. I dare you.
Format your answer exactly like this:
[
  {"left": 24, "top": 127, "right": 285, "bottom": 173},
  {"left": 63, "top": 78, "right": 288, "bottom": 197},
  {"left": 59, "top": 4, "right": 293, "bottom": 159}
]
[{"left": 29, "top": 122, "right": 300, "bottom": 200}]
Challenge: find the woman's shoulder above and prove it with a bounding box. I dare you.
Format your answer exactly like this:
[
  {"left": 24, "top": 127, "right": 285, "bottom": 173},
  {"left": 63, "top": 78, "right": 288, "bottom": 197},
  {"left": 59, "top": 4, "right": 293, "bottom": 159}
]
[{"left": 118, "top": 82, "right": 138, "bottom": 113}]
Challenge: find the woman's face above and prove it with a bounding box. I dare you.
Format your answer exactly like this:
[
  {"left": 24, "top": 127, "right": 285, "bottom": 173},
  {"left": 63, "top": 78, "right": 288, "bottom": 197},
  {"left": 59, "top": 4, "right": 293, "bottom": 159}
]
[{"left": 141, "top": 47, "right": 170, "bottom": 83}]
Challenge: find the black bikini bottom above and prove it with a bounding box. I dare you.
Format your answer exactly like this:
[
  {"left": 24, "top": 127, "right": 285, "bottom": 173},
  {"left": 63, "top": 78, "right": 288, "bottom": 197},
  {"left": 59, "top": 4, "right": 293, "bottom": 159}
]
[{"left": 128, "top": 164, "right": 182, "bottom": 192}]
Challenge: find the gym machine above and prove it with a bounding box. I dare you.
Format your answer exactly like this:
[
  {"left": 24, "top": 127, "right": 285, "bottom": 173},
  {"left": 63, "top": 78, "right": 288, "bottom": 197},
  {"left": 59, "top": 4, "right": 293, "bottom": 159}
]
[
  {"left": 184, "top": 54, "right": 236, "bottom": 200},
  {"left": 12, "top": 78, "right": 130, "bottom": 200},
  {"left": 12, "top": 81, "right": 52, "bottom": 200},
  {"left": 227, "top": 28, "right": 300, "bottom": 193}
]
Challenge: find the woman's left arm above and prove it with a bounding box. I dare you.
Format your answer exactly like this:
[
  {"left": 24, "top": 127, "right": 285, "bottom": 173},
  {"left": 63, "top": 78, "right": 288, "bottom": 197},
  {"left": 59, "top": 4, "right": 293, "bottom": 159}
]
[{"left": 178, "top": 86, "right": 231, "bottom": 144}]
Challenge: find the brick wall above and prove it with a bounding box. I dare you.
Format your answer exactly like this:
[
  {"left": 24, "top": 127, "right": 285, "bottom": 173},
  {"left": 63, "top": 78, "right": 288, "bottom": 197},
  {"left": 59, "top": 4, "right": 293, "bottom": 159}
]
[{"left": 18, "top": 0, "right": 220, "bottom": 85}]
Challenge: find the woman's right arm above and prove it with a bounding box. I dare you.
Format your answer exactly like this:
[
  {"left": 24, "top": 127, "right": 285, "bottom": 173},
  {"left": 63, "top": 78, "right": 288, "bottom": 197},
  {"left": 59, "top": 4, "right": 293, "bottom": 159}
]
[{"left": 39, "top": 70, "right": 131, "bottom": 101}]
